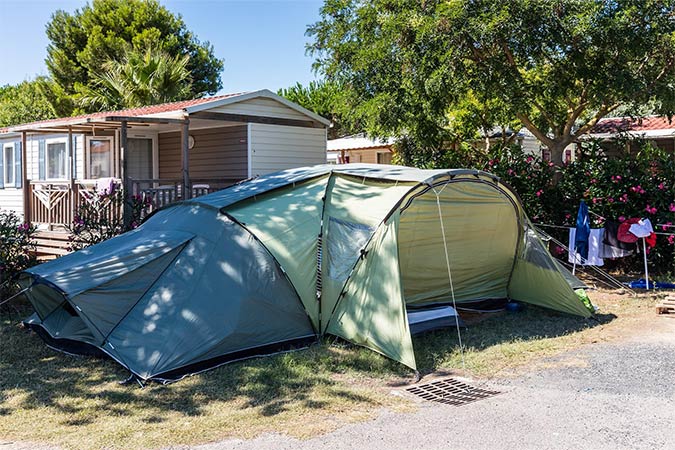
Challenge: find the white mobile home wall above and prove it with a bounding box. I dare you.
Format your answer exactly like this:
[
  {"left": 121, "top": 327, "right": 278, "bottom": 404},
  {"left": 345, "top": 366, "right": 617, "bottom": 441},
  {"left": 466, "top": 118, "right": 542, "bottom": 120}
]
[
  {"left": 0, "top": 133, "right": 86, "bottom": 219},
  {"left": 248, "top": 123, "right": 327, "bottom": 177},
  {"left": 0, "top": 135, "right": 23, "bottom": 217}
]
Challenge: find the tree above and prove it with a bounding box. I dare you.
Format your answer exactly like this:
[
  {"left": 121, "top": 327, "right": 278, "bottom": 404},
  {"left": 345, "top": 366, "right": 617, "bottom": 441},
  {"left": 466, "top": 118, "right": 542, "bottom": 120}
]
[
  {"left": 75, "top": 46, "right": 192, "bottom": 111},
  {"left": 0, "top": 78, "right": 58, "bottom": 127},
  {"left": 308, "top": 0, "right": 675, "bottom": 164},
  {"left": 278, "top": 80, "right": 357, "bottom": 139},
  {"left": 45, "top": 0, "right": 223, "bottom": 113}
]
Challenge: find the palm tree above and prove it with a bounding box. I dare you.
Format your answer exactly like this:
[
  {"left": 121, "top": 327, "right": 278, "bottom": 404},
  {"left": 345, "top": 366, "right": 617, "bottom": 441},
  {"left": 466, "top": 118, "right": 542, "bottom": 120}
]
[{"left": 76, "top": 46, "right": 193, "bottom": 111}]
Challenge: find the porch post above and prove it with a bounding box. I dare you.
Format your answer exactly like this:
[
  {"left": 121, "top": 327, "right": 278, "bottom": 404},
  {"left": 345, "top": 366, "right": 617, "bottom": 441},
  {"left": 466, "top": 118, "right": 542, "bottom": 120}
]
[
  {"left": 181, "top": 119, "right": 191, "bottom": 199},
  {"left": 121, "top": 120, "right": 131, "bottom": 226},
  {"left": 21, "top": 131, "right": 30, "bottom": 226},
  {"left": 68, "top": 126, "right": 76, "bottom": 226}
]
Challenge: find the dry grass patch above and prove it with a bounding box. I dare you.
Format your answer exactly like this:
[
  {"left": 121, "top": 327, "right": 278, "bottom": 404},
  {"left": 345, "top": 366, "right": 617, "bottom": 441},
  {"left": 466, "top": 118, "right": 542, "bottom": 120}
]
[{"left": 0, "top": 288, "right": 662, "bottom": 449}]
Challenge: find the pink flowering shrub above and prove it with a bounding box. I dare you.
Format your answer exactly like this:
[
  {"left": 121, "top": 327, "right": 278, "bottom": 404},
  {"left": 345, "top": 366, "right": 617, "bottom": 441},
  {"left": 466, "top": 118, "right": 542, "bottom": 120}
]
[{"left": 0, "top": 210, "right": 37, "bottom": 298}]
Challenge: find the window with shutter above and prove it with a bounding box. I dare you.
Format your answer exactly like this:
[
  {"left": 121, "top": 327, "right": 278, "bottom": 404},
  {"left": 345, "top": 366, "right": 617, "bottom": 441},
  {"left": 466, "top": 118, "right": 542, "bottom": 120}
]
[{"left": 3, "top": 143, "right": 15, "bottom": 187}]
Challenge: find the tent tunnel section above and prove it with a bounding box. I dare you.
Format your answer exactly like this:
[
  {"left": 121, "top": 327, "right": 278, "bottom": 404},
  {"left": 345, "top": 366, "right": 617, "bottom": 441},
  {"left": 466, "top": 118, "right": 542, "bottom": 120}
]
[{"left": 398, "top": 180, "right": 521, "bottom": 308}]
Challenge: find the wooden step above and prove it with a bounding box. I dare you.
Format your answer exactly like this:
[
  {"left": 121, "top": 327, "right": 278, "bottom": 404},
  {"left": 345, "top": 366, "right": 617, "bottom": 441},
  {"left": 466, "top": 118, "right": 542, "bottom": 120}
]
[{"left": 32, "top": 231, "right": 76, "bottom": 257}]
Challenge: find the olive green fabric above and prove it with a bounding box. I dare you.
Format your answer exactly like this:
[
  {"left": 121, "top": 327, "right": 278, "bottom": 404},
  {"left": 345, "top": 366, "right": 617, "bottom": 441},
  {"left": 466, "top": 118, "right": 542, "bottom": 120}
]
[
  {"left": 20, "top": 164, "right": 592, "bottom": 379},
  {"left": 321, "top": 175, "right": 415, "bottom": 332},
  {"left": 226, "top": 176, "right": 329, "bottom": 331},
  {"left": 327, "top": 212, "right": 416, "bottom": 370},
  {"left": 398, "top": 182, "right": 520, "bottom": 306}
]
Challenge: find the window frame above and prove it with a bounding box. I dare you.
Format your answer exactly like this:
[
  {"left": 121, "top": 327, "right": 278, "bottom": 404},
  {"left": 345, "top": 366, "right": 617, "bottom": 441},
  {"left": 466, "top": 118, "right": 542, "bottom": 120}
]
[
  {"left": 3, "top": 142, "right": 15, "bottom": 187},
  {"left": 85, "top": 135, "right": 115, "bottom": 180},
  {"left": 45, "top": 138, "right": 69, "bottom": 181}
]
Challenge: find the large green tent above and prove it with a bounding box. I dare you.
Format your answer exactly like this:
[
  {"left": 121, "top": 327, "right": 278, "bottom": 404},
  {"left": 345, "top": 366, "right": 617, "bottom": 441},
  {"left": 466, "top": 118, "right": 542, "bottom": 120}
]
[{"left": 20, "top": 164, "right": 591, "bottom": 382}]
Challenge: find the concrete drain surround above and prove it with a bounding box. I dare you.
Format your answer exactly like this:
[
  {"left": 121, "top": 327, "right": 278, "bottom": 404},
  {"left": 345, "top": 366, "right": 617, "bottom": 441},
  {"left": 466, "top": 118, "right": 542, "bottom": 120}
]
[{"left": 406, "top": 377, "right": 500, "bottom": 406}]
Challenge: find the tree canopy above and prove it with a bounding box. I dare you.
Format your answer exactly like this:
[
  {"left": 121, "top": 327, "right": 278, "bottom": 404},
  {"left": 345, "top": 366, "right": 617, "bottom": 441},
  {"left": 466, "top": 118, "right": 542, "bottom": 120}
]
[
  {"left": 308, "top": 0, "right": 675, "bottom": 164},
  {"left": 46, "top": 0, "right": 223, "bottom": 114},
  {"left": 75, "top": 46, "right": 192, "bottom": 111},
  {"left": 0, "top": 78, "right": 58, "bottom": 127},
  {"left": 278, "top": 80, "right": 357, "bottom": 139}
]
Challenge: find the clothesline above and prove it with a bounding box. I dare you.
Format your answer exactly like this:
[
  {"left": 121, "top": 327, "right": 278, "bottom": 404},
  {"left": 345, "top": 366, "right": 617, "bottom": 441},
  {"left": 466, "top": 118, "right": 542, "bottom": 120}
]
[{"left": 533, "top": 222, "right": 675, "bottom": 237}]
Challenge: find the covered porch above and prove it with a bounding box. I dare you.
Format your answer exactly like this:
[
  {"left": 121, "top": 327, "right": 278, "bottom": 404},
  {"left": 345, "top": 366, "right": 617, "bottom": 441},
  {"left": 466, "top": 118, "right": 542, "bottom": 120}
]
[
  {"left": 1, "top": 90, "right": 329, "bottom": 255},
  {"left": 17, "top": 113, "right": 252, "bottom": 231}
]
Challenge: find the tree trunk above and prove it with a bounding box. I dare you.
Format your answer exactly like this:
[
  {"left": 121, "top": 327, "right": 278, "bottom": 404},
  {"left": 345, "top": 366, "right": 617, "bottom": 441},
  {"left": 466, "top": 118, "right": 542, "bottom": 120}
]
[{"left": 548, "top": 140, "right": 570, "bottom": 166}]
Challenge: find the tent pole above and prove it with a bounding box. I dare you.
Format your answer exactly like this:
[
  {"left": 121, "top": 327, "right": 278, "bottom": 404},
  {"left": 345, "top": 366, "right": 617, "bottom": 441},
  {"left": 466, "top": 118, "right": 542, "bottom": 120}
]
[
  {"left": 643, "top": 237, "right": 649, "bottom": 290},
  {"left": 572, "top": 246, "right": 577, "bottom": 275}
]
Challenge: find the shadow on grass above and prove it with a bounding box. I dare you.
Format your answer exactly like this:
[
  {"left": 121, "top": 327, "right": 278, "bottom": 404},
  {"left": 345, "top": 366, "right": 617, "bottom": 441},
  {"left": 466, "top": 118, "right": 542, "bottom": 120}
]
[
  {"left": 0, "top": 301, "right": 391, "bottom": 427},
  {"left": 412, "top": 304, "right": 617, "bottom": 375},
  {"left": 0, "top": 299, "right": 614, "bottom": 427}
]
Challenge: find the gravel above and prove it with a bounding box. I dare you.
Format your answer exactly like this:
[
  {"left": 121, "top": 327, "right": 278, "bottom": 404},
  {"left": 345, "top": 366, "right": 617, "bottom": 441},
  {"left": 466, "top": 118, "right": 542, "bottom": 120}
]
[{"left": 193, "top": 319, "right": 675, "bottom": 450}]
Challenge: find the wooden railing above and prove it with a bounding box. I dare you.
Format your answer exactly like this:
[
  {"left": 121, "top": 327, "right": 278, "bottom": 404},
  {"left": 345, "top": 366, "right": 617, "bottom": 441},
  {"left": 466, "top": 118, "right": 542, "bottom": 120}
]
[
  {"left": 129, "top": 178, "right": 242, "bottom": 212},
  {"left": 28, "top": 178, "right": 241, "bottom": 230}
]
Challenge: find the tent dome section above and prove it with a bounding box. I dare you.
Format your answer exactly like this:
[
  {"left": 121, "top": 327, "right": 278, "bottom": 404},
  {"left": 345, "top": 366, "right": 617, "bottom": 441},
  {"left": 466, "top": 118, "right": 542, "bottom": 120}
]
[
  {"left": 22, "top": 203, "right": 316, "bottom": 381},
  {"left": 398, "top": 179, "right": 521, "bottom": 306},
  {"left": 225, "top": 175, "right": 331, "bottom": 331}
]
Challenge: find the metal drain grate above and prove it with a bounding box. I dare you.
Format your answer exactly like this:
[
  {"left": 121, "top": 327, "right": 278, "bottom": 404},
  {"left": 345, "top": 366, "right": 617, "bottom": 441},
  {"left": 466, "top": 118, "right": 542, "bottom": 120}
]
[{"left": 406, "top": 377, "right": 500, "bottom": 406}]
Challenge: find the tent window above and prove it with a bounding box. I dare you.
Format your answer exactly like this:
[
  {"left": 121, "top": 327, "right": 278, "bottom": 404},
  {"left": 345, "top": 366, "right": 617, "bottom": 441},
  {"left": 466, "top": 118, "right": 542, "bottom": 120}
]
[
  {"left": 522, "top": 228, "right": 557, "bottom": 270},
  {"left": 327, "top": 217, "right": 374, "bottom": 282}
]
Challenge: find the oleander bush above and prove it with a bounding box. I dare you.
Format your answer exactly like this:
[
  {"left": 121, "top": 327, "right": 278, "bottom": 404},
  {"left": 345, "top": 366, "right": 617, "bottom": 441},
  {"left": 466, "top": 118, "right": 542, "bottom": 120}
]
[{"left": 0, "top": 210, "right": 37, "bottom": 299}]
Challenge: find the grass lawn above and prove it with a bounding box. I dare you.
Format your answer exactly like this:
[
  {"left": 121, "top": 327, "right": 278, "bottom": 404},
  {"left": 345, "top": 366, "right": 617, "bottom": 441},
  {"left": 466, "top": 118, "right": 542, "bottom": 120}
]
[{"left": 0, "top": 289, "right": 662, "bottom": 450}]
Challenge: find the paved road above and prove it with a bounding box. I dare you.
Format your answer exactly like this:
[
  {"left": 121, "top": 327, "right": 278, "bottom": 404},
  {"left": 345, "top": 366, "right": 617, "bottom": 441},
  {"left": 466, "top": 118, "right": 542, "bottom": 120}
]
[{"left": 194, "top": 318, "right": 675, "bottom": 450}]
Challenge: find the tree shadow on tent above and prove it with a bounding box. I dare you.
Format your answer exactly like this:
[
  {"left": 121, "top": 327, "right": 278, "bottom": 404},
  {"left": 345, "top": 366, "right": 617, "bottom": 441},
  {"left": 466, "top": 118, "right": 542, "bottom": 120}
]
[{"left": 412, "top": 305, "right": 617, "bottom": 375}]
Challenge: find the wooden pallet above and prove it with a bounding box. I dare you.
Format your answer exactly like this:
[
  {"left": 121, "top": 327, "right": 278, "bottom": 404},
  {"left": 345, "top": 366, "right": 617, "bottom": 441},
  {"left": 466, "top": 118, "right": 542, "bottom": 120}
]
[{"left": 656, "top": 296, "right": 675, "bottom": 316}]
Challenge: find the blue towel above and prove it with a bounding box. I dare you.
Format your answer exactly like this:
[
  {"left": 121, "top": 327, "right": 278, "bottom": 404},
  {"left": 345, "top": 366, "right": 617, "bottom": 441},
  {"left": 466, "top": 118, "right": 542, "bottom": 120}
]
[{"left": 575, "top": 200, "right": 590, "bottom": 260}]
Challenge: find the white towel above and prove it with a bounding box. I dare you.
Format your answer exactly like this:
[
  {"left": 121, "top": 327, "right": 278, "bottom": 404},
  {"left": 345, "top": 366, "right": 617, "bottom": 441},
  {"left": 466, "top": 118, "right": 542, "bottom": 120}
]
[
  {"left": 628, "top": 218, "right": 653, "bottom": 238},
  {"left": 568, "top": 228, "right": 604, "bottom": 266},
  {"left": 95, "top": 177, "right": 116, "bottom": 195}
]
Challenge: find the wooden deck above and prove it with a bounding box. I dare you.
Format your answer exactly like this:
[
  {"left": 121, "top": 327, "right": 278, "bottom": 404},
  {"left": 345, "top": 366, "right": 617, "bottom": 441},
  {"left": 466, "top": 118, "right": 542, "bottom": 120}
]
[{"left": 27, "top": 177, "right": 242, "bottom": 257}]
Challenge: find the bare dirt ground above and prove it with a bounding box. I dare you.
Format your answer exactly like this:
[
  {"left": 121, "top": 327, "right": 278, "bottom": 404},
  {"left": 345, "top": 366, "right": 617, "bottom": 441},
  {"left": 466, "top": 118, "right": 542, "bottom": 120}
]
[{"left": 189, "top": 302, "right": 675, "bottom": 450}]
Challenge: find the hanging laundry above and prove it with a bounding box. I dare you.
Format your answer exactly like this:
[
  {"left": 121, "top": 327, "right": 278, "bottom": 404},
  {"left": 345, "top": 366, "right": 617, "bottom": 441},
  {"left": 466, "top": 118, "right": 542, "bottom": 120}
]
[
  {"left": 628, "top": 218, "right": 654, "bottom": 238},
  {"left": 617, "top": 218, "right": 641, "bottom": 244},
  {"left": 574, "top": 200, "right": 590, "bottom": 260},
  {"left": 569, "top": 228, "right": 604, "bottom": 266},
  {"left": 645, "top": 232, "right": 657, "bottom": 248},
  {"left": 599, "top": 243, "right": 633, "bottom": 259},
  {"left": 603, "top": 220, "right": 635, "bottom": 251},
  {"left": 599, "top": 233, "right": 634, "bottom": 259}
]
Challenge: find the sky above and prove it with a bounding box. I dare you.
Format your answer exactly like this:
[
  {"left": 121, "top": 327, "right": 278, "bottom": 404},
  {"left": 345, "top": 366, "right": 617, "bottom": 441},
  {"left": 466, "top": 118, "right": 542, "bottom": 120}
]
[{"left": 0, "top": 0, "right": 325, "bottom": 93}]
